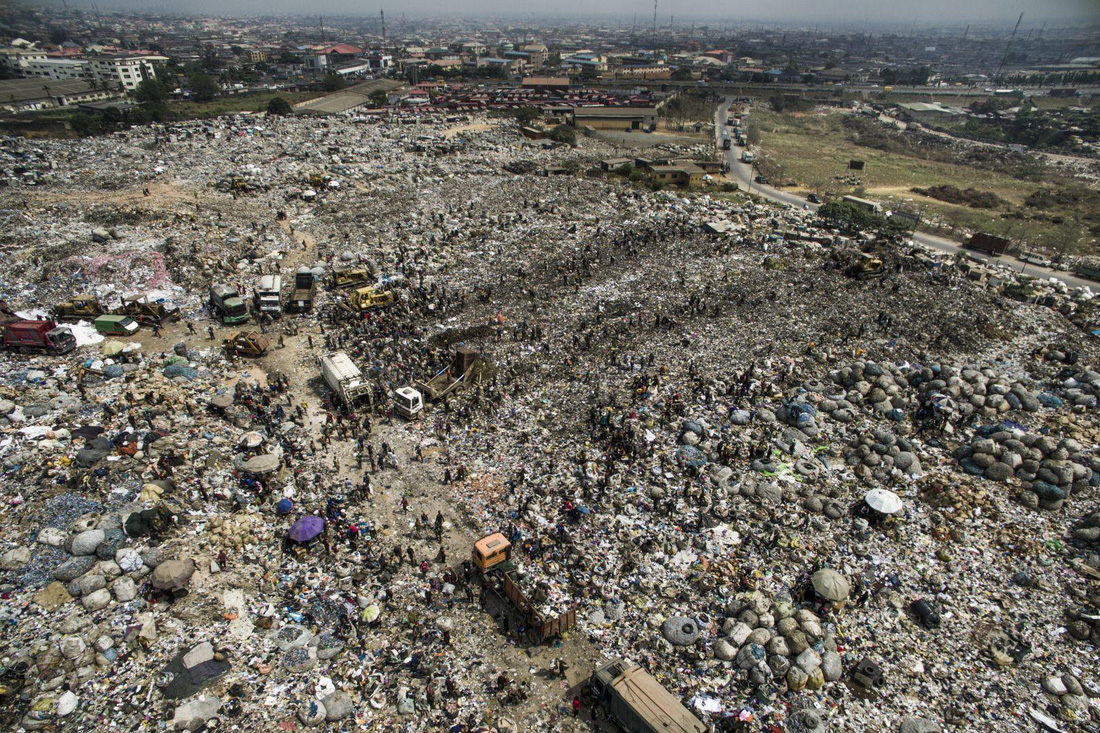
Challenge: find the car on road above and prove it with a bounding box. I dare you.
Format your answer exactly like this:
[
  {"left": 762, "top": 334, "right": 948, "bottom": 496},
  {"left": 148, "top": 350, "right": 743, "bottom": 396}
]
[
  {"left": 807, "top": 193, "right": 821, "bottom": 204},
  {"left": 755, "top": 175, "right": 768, "bottom": 184}
]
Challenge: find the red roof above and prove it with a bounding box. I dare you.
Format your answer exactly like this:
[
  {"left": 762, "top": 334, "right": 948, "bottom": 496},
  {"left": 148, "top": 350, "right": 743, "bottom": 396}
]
[{"left": 319, "top": 44, "right": 362, "bottom": 56}]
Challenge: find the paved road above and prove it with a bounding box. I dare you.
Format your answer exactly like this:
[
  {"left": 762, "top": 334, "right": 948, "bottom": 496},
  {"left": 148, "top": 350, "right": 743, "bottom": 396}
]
[{"left": 713, "top": 97, "right": 1097, "bottom": 291}]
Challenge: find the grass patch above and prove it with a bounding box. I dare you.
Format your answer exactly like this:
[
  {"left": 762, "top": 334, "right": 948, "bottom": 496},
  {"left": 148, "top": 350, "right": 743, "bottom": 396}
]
[
  {"left": 748, "top": 108, "right": 1099, "bottom": 255},
  {"left": 167, "top": 91, "right": 321, "bottom": 119}
]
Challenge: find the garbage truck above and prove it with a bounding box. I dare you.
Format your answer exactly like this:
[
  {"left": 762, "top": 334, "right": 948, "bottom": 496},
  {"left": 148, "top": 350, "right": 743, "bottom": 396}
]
[
  {"left": 2, "top": 319, "right": 77, "bottom": 355},
  {"left": 320, "top": 351, "right": 370, "bottom": 405},
  {"left": 286, "top": 267, "right": 317, "bottom": 313},
  {"left": 209, "top": 284, "right": 250, "bottom": 325},
  {"left": 472, "top": 533, "right": 576, "bottom": 642},
  {"left": 589, "top": 658, "right": 707, "bottom": 733},
  {"left": 253, "top": 274, "right": 283, "bottom": 319}
]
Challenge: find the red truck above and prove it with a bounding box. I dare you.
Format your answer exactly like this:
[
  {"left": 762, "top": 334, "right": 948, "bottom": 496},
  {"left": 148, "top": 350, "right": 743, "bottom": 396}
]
[{"left": 3, "top": 319, "right": 77, "bottom": 355}]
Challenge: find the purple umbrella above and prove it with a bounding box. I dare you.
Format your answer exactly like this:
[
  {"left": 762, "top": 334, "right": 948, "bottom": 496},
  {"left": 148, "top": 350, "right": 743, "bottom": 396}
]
[{"left": 287, "top": 516, "right": 325, "bottom": 543}]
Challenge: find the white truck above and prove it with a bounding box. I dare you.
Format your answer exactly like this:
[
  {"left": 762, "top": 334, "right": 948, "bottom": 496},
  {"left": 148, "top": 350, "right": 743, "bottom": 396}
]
[
  {"left": 741, "top": 151, "right": 755, "bottom": 164},
  {"left": 254, "top": 274, "right": 283, "bottom": 318},
  {"left": 320, "top": 352, "right": 370, "bottom": 405}
]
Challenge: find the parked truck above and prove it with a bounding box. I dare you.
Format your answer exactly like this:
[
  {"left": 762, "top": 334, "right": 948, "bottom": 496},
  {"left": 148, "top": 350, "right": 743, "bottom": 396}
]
[
  {"left": 721, "top": 137, "right": 731, "bottom": 150},
  {"left": 2, "top": 319, "right": 77, "bottom": 355},
  {"left": 589, "top": 658, "right": 707, "bottom": 733},
  {"left": 209, "top": 284, "right": 250, "bottom": 325},
  {"left": 473, "top": 533, "right": 576, "bottom": 642},
  {"left": 320, "top": 351, "right": 370, "bottom": 405},
  {"left": 1074, "top": 263, "right": 1100, "bottom": 282},
  {"left": 254, "top": 274, "right": 283, "bottom": 319},
  {"left": 741, "top": 151, "right": 755, "bottom": 164},
  {"left": 964, "top": 233, "right": 1010, "bottom": 257},
  {"left": 287, "top": 267, "right": 317, "bottom": 313}
]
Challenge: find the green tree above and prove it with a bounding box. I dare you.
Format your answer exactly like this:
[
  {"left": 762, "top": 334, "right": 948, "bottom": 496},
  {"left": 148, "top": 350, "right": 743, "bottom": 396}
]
[
  {"left": 671, "top": 67, "right": 694, "bottom": 82},
  {"left": 188, "top": 72, "right": 220, "bottom": 102},
  {"left": 135, "top": 78, "right": 169, "bottom": 105},
  {"left": 818, "top": 201, "right": 886, "bottom": 232},
  {"left": 266, "top": 96, "right": 292, "bottom": 115},
  {"left": 322, "top": 74, "right": 347, "bottom": 92},
  {"left": 549, "top": 124, "right": 576, "bottom": 146},
  {"left": 510, "top": 105, "right": 541, "bottom": 125},
  {"left": 368, "top": 89, "right": 388, "bottom": 108}
]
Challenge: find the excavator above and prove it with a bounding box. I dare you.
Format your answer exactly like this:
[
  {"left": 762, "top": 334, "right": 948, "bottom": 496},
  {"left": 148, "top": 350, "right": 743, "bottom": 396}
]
[{"left": 223, "top": 331, "right": 270, "bottom": 357}]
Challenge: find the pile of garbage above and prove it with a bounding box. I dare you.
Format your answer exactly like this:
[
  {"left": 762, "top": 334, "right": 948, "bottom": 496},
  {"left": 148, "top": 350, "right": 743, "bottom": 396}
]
[
  {"left": 953, "top": 426, "right": 1098, "bottom": 509},
  {"left": 0, "top": 111, "right": 1099, "bottom": 732}
]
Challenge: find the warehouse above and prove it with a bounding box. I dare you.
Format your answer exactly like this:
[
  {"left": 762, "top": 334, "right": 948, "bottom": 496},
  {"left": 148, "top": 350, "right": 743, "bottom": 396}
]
[{"left": 570, "top": 106, "right": 658, "bottom": 130}]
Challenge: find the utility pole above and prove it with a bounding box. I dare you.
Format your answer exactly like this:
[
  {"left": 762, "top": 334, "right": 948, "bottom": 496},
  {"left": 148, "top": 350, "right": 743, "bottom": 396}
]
[{"left": 995, "top": 12, "right": 1024, "bottom": 81}]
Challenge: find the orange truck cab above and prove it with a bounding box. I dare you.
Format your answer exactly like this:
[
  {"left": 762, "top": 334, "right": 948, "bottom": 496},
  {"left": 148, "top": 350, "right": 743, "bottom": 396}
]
[{"left": 473, "top": 533, "right": 512, "bottom": 571}]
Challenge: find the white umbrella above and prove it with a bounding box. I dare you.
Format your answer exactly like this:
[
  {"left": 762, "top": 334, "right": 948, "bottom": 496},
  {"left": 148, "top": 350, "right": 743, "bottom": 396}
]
[{"left": 865, "top": 488, "right": 903, "bottom": 515}]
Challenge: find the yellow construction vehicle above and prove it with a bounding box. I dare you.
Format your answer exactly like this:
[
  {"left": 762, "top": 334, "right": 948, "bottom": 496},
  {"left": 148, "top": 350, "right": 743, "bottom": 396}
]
[
  {"left": 223, "top": 331, "right": 270, "bottom": 357},
  {"left": 53, "top": 295, "right": 104, "bottom": 322},
  {"left": 845, "top": 252, "right": 885, "bottom": 280},
  {"left": 473, "top": 533, "right": 576, "bottom": 642},
  {"left": 329, "top": 264, "right": 372, "bottom": 290},
  {"left": 343, "top": 286, "right": 394, "bottom": 312},
  {"left": 112, "top": 294, "right": 180, "bottom": 325}
]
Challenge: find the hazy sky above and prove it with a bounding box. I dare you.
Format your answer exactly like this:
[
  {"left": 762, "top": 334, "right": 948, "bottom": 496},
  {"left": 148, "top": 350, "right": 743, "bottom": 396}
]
[{"left": 40, "top": 0, "right": 1100, "bottom": 27}]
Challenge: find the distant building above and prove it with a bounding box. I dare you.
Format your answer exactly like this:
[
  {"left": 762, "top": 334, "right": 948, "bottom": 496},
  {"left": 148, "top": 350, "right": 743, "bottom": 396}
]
[
  {"left": 86, "top": 55, "right": 167, "bottom": 92},
  {"left": 649, "top": 163, "right": 704, "bottom": 187},
  {"left": 0, "top": 78, "right": 115, "bottom": 113},
  {"left": 22, "top": 57, "right": 90, "bottom": 82},
  {"left": 364, "top": 53, "right": 394, "bottom": 70},
  {"left": 0, "top": 48, "right": 48, "bottom": 75},
  {"left": 521, "top": 77, "right": 570, "bottom": 91},
  {"left": 571, "top": 106, "right": 658, "bottom": 130}
]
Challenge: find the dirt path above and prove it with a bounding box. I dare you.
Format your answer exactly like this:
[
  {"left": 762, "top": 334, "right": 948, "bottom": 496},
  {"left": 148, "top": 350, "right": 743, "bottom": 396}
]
[
  {"left": 259, "top": 215, "right": 606, "bottom": 727},
  {"left": 443, "top": 122, "right": 496, "bottom": 140}
]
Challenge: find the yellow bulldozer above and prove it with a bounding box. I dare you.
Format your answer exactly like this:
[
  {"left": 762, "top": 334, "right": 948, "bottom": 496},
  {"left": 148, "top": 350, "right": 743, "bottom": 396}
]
[
  {"left": 342, "top": 286, "right": 395, "bottom": 313},
  {"left": 845, "top": 252, "right": 885, "bottom": 280},
  {"left": 329, "top": 264, "right": 372, "bottom": 291},
  {"left": 53, "top": 295, "right": 104, "bottom": 322}
]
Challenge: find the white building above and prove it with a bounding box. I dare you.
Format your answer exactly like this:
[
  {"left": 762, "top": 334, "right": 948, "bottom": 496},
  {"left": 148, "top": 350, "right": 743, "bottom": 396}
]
[
  {"left": 86, "top": 55, "right": 168, "bottom": 92},
  {"left": 22, "top": 57, "right": 90, "bottom": 82},
  {"left": 0, "top": 48, "right": 48, "bottom": 75}
]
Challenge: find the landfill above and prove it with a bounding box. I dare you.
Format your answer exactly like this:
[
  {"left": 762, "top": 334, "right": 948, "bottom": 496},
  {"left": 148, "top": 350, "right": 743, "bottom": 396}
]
[{"left": 0, "top": 112, "right": 1098, "bottom": 732}]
